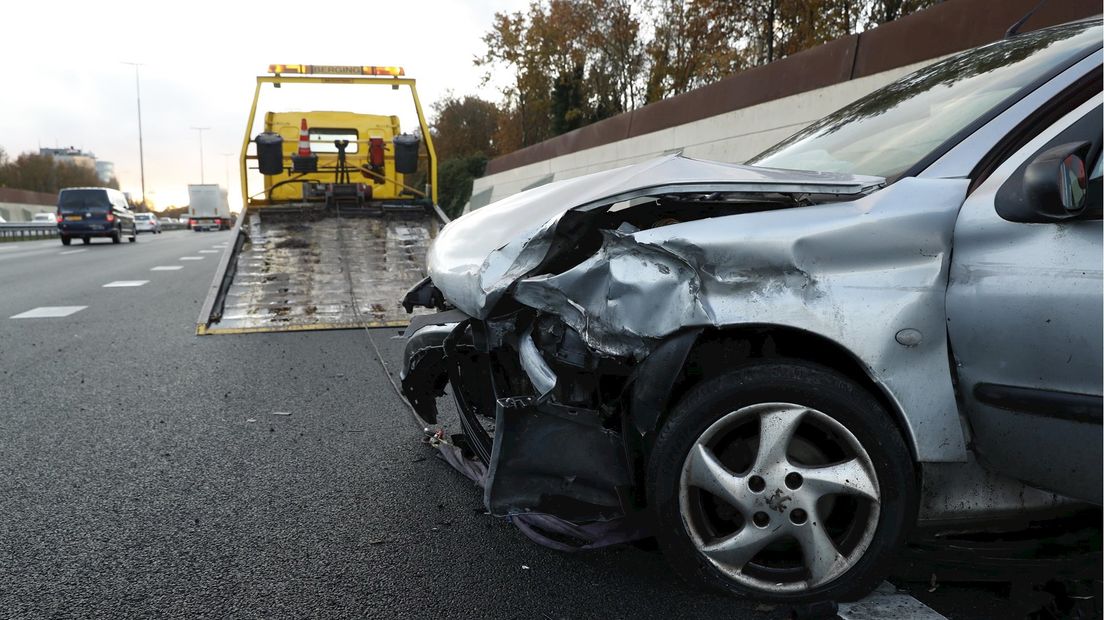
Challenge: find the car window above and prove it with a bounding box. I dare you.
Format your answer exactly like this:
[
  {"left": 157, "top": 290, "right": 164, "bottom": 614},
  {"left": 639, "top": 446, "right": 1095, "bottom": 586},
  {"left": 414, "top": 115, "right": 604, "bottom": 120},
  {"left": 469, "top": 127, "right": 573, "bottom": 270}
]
[
  {"left": 995, "top": 102, "right": 1103, "bottom": 221},
  {"left": 58, "top": 190, "right": 111, "bottom": 212},
  {"left": 309, "top": 128, "right": 360, "bottom": 153},
  {"left": 748, "top": 21, "right": 1102, "bottom": 180}
]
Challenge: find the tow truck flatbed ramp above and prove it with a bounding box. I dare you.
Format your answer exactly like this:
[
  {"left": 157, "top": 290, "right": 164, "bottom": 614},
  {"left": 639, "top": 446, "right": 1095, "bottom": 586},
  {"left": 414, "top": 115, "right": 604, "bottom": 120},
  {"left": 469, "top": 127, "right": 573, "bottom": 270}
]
[
  {"left": 197, "top": 207, "right": 437, "bottom": 335},
  {"left": 195, "top": 63, "right": 444, "bottom": 336}
]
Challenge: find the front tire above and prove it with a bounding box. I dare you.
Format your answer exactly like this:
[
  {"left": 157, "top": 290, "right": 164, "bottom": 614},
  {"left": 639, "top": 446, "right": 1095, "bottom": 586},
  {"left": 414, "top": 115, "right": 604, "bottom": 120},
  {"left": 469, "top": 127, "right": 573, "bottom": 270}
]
[
  {"left": 112, "top": 228, "right": 121, "bottom": 244},
  {"left": 647, "top": 360, "right": 916, "bottom": 604},
  {"left": 61, "top": 236, "right": 71, "bottom": 246}
]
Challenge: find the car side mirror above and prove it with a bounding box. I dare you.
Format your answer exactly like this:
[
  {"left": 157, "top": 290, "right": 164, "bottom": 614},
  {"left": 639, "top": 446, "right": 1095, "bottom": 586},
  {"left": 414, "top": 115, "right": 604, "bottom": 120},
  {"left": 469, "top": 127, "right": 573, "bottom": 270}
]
[{"left": 1022, "top": 141, "right": 1090, "bottom": 221}]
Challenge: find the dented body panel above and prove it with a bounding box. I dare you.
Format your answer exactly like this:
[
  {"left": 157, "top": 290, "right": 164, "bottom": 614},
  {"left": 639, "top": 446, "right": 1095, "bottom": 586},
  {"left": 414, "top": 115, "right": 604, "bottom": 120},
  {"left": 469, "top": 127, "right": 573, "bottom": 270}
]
[
  {"left": 427, "top": 157, "right": 970, "bottom": 463},
  {"left": 514, "top": 177, "right": 971, "bottom": 463},
  {"left": 428, "top": 156, "right": 882, "bottom": 319}
]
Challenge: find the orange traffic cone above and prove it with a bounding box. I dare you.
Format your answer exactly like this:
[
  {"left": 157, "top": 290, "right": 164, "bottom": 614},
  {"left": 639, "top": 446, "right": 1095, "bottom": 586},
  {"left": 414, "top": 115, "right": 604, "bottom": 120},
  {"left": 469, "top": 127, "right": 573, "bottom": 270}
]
[
  {"left": 291, "top": 118, "right": 318, "bottom": 173},
  {"left": 297, "top": 118, "right": 311, "bottom": 156}
]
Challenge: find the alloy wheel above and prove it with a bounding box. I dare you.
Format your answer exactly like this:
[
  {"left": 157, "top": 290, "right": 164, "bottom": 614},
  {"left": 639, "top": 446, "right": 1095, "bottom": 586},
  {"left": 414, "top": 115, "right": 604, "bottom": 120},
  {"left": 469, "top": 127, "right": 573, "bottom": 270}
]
[{"left": 678, "top": 402, "right": 880, "bottom": 594}]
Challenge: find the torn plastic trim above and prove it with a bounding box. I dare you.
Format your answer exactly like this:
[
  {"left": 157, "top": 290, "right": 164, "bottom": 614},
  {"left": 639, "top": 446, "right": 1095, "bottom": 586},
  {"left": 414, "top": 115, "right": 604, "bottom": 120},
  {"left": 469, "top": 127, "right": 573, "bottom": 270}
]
[
  {"left": 441, "top": 319, "right": 496, "bottom": 465},
  {"left": 400, "top": 323, "right": 455, "bottom": 427},
  {"left": 400, "top": 309, "right": 469, "bottom": 375},
  {"left": 483, "top": 389, "right": 635, "bottom": 522},
  {"left": 401, "top": 276, "right": 446, "bottom": 313},
  {"left": 399, "top": 309, "right": 471, "bottom": 428},
  {"left": 627, "top": 328, "right": 703, "bottom": 437},
  {"left": 431, "top": 435, "right": 651, "bottom": 552}
]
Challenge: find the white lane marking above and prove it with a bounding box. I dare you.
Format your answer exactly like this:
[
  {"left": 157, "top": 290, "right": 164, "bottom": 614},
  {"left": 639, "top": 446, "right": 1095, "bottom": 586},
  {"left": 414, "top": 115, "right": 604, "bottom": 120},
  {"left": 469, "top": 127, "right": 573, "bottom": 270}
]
[
  {"left": 198, "top": 249, "right": 219, "bottom": 254},
  {"left": 838, "top": 582, "right": 947, "bottom": 619},
  {"left": 10, "top": 306, "right": 87, "bottom": 319},
  {"left": 103, "top": 280, "right": 149, "bottom": 288},
  {"left": 60, "top": 249, "right": 88, "bottom": 255},
  {"left": 151, "top": 266, "right": 183, "bottom": 271},
  {"left": 179, "top": 256, "right": 204, "bottom": 261}
]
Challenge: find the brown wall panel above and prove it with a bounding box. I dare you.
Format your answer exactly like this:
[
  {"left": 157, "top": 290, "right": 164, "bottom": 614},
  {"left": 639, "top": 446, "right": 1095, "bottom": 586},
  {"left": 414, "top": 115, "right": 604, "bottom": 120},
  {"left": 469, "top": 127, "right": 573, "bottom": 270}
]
[
  {"left": 628, "top": 34, "right": 858, "bottom": 138},
  {"left": 0, "top": 188, "right": 57, "bottom": 206},
  {"left": 852, "top": 0, "right": 1102, "bottom": 78}
]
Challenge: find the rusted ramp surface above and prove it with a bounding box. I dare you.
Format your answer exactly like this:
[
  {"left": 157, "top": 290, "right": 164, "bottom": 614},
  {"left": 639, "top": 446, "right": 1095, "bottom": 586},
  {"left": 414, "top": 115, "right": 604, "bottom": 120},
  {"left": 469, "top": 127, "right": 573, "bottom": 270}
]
[{"left": 198, "top": 211, "right": 436, "bottom": 335}]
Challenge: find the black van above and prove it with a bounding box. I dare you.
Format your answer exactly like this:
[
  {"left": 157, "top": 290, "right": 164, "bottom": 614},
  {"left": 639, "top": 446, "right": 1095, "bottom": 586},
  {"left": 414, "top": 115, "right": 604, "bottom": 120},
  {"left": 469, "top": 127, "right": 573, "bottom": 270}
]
[{"left": 56, "top": 187, "right": 137, "bottom": 246}]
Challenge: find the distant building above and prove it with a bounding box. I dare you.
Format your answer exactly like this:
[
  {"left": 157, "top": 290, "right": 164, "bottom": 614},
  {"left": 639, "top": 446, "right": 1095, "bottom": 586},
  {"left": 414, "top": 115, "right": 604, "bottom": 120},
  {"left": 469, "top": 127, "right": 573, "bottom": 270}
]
[
  {"left": 95, "top": 160, "right": 115, "bottom": 183},
  {"left": 39, "top": 147, "right": 97, "bottom": 171}
]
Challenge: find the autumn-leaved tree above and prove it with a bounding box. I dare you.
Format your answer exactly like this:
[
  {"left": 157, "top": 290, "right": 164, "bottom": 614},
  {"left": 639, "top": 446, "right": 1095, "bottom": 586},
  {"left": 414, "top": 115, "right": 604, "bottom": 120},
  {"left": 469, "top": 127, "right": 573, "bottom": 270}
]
[
  {"left": 588, "top": 0, "right": 645, "bottom": 117},
  {"left": 645, "top": 0, "right": 747, "bottom": 102},
  {"left": 479, "top": 0, "right": 645, "bottom": 149},
  {"left": 478, "top": 9, "right": 543, "bottom": 151},
  {"left": 431, "top": 94, "right": 501, "bottom": 161},
  {"left": 474, "top": 0, "right": 941, "bottom": 157},
  {"left": 0, "top": 151, "right": 118, "bottom": 194},
  {"left": 430, "top": 94, "right": 502, "bottom": 218}
]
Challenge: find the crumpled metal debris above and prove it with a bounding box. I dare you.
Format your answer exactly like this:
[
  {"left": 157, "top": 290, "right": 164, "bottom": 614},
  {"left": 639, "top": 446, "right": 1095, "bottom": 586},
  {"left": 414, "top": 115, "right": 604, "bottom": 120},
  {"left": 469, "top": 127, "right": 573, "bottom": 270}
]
[
  {"left": 427, "top": 154, "right": 883, "bottom": 320},
  {"left": 429, "top": 433, "right": 650, "bottom": 552}
]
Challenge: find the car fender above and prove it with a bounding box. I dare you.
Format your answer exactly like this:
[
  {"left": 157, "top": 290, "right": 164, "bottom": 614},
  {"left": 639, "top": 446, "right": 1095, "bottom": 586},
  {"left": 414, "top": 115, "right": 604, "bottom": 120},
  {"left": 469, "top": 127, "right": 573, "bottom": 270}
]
[{"left": 516, "top": 177, "right": 972, "bottom": 463}]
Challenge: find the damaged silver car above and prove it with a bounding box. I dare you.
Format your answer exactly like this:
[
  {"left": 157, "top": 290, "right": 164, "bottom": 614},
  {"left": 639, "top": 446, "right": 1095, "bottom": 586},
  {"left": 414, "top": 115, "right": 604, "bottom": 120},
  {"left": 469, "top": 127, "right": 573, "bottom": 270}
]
[{"left": 400, "top": 19, "right": 1103, "bottom": 603}]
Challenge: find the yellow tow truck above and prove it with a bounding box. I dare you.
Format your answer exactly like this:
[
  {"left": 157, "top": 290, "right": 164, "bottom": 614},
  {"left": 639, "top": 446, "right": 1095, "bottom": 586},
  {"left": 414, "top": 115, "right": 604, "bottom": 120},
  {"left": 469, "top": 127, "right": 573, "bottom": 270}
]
[{"left": 196, "top": 64, "right": 447, "bottom": 335}]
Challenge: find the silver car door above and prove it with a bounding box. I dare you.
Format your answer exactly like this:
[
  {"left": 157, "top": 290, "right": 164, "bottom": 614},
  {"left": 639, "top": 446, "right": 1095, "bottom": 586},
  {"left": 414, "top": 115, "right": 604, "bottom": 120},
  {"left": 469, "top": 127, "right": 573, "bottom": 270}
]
[{"left": 947, "top": 95, "right": 1103, "bottom": 504}]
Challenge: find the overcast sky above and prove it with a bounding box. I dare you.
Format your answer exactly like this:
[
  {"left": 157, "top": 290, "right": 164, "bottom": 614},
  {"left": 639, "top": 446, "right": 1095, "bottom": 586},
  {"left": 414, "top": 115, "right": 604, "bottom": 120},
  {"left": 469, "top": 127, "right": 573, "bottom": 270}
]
[{"left": 3, "top": 0, "right": 529, "bottom": 210}]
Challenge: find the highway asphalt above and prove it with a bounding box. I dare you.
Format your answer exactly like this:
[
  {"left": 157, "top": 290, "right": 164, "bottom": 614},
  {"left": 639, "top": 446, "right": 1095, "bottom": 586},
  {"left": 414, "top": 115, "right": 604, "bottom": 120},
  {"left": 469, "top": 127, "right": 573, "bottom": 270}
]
[{"left": 0, "top": 230, "right": 1091, "bottom": 618}]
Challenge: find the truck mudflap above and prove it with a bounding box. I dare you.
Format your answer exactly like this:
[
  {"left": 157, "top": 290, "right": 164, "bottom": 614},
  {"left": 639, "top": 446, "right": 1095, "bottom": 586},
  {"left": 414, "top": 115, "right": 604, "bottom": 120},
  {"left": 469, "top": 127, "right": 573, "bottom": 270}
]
[{"left": 196, "top": 206, "right": 440, "bottom": 335}]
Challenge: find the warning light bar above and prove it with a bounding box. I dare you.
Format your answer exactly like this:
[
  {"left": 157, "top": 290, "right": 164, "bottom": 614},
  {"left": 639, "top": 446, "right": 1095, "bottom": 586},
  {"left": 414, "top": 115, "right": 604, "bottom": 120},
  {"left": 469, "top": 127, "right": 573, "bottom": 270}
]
[{"left": 268, "top": 64, "right": 405, "bottom": 77}]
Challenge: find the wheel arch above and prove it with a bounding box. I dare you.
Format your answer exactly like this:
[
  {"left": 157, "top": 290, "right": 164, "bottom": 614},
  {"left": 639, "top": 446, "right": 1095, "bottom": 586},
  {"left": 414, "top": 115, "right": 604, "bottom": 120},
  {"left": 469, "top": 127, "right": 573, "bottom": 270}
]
[{"left": 628, "top": 324, "right": 922, "bottom": 474}]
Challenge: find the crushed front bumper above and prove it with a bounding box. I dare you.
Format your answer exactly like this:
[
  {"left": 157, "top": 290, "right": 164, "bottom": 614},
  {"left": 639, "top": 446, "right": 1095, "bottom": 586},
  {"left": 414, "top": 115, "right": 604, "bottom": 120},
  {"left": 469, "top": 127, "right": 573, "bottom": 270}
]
[{"left": 401, "top": 310, "right": 636, "bottom": 523}]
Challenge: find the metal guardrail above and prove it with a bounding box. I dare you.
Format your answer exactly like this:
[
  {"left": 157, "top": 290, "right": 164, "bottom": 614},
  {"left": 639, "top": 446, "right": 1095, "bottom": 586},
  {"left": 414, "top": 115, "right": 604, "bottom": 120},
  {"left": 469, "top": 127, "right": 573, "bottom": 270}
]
[
  {"left": 0, "top": 220, "right": 191, "bottom": 241},
  {"left": 0, "top": 222, "right": 58, "bottom": 241}
]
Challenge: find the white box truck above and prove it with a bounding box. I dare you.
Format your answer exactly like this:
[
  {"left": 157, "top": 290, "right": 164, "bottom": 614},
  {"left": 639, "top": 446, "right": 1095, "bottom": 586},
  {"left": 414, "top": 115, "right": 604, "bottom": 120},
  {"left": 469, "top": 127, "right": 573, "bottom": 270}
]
[{"left": 187, "top": 184, "right": 231, "bottom": 231}]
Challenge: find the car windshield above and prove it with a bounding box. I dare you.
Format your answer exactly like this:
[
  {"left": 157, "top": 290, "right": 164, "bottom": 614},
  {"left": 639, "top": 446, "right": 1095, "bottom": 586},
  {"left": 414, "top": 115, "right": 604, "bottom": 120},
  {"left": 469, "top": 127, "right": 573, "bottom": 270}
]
[
  {"left": 58, "top": 190, "right": 111, "bottom": 212},
  {"left": 748, "top": 21, "right": 1102, "bottom": 180}
]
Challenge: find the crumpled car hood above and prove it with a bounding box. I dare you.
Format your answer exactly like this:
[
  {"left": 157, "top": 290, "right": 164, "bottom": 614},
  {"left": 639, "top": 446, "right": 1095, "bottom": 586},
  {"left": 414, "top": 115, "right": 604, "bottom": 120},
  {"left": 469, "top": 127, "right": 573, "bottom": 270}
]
[{"left": 427, "top": 154, "right": 883, "bottom": 318}]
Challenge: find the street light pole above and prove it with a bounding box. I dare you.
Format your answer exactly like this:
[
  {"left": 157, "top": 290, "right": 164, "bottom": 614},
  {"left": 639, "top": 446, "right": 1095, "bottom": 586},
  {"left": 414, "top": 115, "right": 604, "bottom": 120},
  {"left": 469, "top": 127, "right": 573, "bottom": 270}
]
[
  {"left": 190, "top": 126, "right": 210, "bottom": 184},
  {"left": 221, "top": 152, "right": 234, "bottom": 190},
  {"left": 121, "top": 62, "right": 145, "bottom": 207}
]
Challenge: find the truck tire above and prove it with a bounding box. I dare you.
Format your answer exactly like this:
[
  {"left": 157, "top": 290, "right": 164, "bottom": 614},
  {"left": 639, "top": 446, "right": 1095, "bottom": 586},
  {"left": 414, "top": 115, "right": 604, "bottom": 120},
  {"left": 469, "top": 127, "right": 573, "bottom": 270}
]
[
  {"left": 128, "top": 226, "right": 137, "bottom": 242},
  {"left": 647, "top": 360, "right": 916, "bottom": 604}
]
